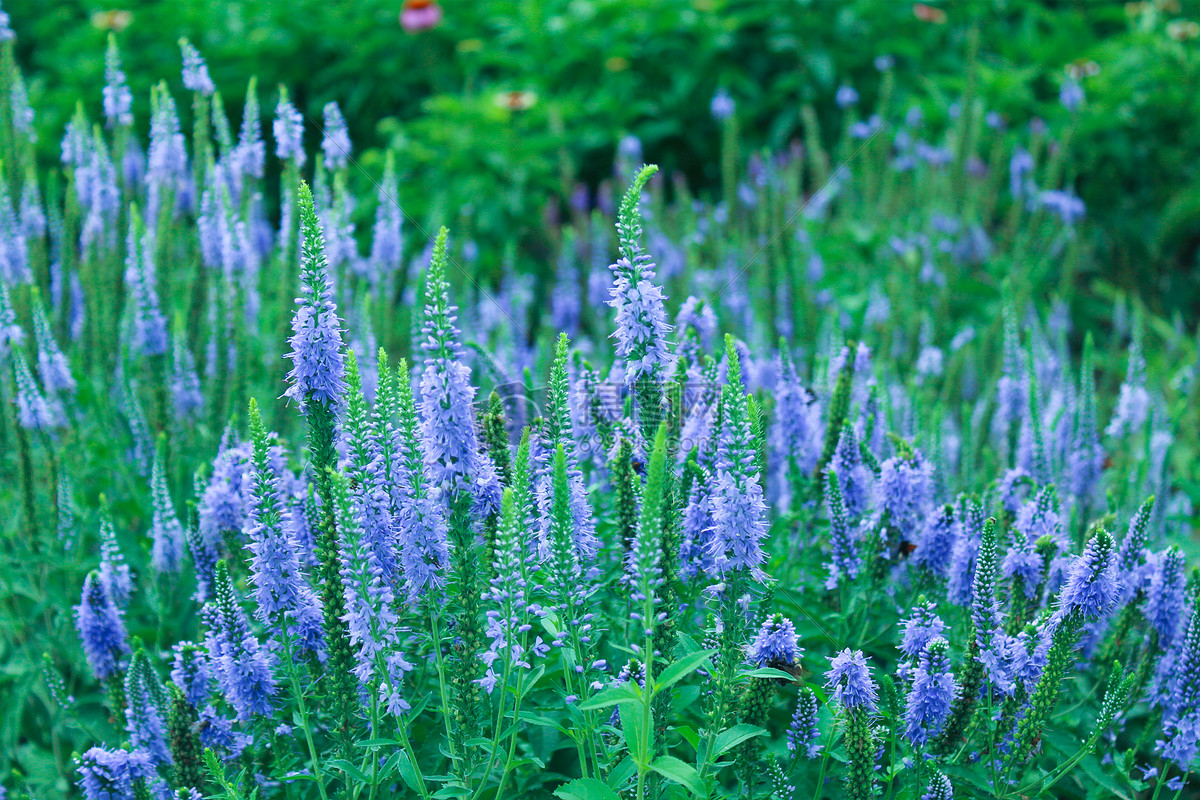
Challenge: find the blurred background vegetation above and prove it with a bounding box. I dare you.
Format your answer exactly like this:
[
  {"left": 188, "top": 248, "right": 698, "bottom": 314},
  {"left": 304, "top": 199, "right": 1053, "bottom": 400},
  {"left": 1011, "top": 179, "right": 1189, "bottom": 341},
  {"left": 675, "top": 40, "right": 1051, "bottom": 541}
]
[{"left": 6, "top": 0, "right": 1200, "bottom": 316}]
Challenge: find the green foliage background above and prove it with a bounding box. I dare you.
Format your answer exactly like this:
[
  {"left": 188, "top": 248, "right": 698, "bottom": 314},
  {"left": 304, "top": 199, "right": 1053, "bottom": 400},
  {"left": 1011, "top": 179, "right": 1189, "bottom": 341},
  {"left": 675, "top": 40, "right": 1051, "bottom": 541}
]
[{"left": 7, "top": 0, "right": 1200, "bottom": 318}]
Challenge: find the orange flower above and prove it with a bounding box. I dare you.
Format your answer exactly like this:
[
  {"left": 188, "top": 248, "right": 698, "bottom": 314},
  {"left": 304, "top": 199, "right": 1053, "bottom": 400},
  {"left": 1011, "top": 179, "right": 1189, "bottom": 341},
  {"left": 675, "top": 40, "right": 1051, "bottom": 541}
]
[
  {"left": 913, "top": 3, "right": 947, "bottom": 24},
  {"left": 494, "top": 90, "right": 536, "bottom": 111}
]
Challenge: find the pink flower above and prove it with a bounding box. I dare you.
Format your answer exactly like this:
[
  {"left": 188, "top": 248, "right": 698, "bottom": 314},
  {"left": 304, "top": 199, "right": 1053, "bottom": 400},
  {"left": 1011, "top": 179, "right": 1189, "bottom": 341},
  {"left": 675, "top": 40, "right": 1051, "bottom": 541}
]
[{"left": 400, "top": 0, "right": 442, "bottom": 32}]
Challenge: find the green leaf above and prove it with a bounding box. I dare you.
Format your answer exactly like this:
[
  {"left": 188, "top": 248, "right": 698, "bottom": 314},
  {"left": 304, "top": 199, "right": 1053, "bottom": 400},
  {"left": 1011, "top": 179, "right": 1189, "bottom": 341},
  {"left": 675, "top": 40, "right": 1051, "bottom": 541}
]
[
  {"left": 650, "top": 755, "right": 706, "bottom": 797},
  {"left": 606, "top": 757, "right": 636, "bottom": 789},
  {"left": 674, "top": 724, "right": 700, "bottom": 749},
  {"left": 325, "top": 759, "right": 369, "bottom": 784},
  {"left": 713, "top": 724, "right": 765, "bottom": 756},
  {"left": 518, "top": 711, "right": 568, "bottom": 733},
  {"left": 353, "top": 738, "right": 400, "bottom": 749},
  {"left": 554, "top": 777, "right": 623, "bottom": 800},
  {"left": 577, "top": 683, "right": 640, "bottom": 711},
  {"left": 740, "top": 667, "right": 798, "bottom": 682},
  {"left": 395, "top": 750, "right": 425, "bottom": 794},
  {"left": 376, "top": 751, "right": 402, "bottom": 784},
  {"left": 618, "top": 700, "right": 648, "bottom": 762},
  {"left": 654, "top": 649, "right": 716, "bottom": 693}
]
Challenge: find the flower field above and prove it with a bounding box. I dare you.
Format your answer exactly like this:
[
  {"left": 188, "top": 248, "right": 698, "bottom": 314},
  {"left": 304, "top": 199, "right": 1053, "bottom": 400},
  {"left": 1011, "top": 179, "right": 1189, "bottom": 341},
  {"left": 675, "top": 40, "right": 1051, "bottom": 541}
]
[{"left": 1, "top": 3, "right": 1199, "bottom": 800}]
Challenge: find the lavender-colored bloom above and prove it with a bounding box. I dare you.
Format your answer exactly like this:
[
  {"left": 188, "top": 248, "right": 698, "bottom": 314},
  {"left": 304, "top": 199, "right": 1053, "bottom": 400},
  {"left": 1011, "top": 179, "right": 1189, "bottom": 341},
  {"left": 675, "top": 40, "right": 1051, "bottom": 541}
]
[
  {"left": 788, "top": 687, "right": 823, "bottom": 757},
  {"left": 850, "top": 114, "right": 882, "bottom": 139},
  {"left": 196, "top": 705, "right": 249, "bottom": 757},
  {"left": 0, "top": 279, "right": 22, "bottom": 357},
  {"left": 748, "top": 615, "right": 802, "bottom": 668},
  {"left": 391, "top": 360, "right": 450, "bottom": 598},
  {"left": 124, "top": 652, "right": 172, "bottom": 766},
  {"left": 102, "top": 37, "right": 133, "bottom": 128},
  {"left": 75, "top": 572, "right": 130, "bottom": 680},
  {"left": 773, "top": 355, "right": 821, "bottom": 477},
  {"left": 878, "top": 448, "right": 933, "bottom": 540},
  {"left": 1146, "top": 548, "right": 1187, "bottom": 646},
  {"left": 273, "top": 97, "right": 306, "bottom": 166},
  {"left": 149, "top": 450, "right": 185, "bottom": 573},
  {"left": 197, "top": 439, "right": 251, "bottom": 562},
  {"left": 180, "top": 39, "right": 214, "bottom": 95},
  {"left": 608, "top": 255, "right": 674, "bottom": 385},
  {"left": 1038, "top": 190, "right": 1085, "bottom": 225},
  {"left": 947, "top": 499, "right": 982, "bottom": 606},
  {"left": 333, "top": 471, "right": 412, "bottom": 712},
  {"left": 711, "top": 88, "right": 735, "bottom": 120},
  {"left": 679, "top": 481, "right": 715, "bottom": 579},
  {"left": 825, "top": 468, "right": 861, "bottom": 589},
  {"left": 922, "top": 772, "right": 954, "bottom": 800},
  {"left": 900, "top": 601, "right": 946, "bottom": 660},
  {"left": 370, "top": 156, "right": 403, "bottom": 275},
  {"left": 1002, "top": 542, "right": 1044, "bottom": 594},
  {"left": 0, "top": 3, "right": 13, "bottom": 41},
  {"left": 32, "top": 298, "right": 75, "bottom": 394},
  {"left": 1060, "top": 79, "right": 1085, "bottom": 111},
  {"left": 1106, "top": 370, "right": 1150, "bottom": 441},
  {"left": 826, "top": 648, "right": 878, "bottom": 713},
  {"left": 146, "top": 88, "right": 188, "bottom": 221},
  {"left": 418, "top": 231, "right": 501, "bottom": 515},
  {"left": 708, "top": 343, "right": 769, "bottom": 579},
  {"left": 875, "top": 54, "right": 895, "bottom": 71},
  {"left": 245, "top": 418, "right": 325, "bottom": 657},
  {"left": 1057, "top": 530, "right": 1119, "bottom": 620},
  {"left": 205, "top": 566, "right": 276, "bottom": 720},
  {"left": 170, "top": 642, "right": 212, "bottom": 708},
  {"left": 0, "top": 180, "right": 29, "bottom": 284},
  {"left": 1159, "top": 607, "right": 1200, "bottom": 768},
  {"left": 234, "top": 86, "right": 265, "bottom": 180},
  {"left": 123, "top": 220, "right": 169, "bottom": 357},
  {"left": 321, "top": 102, "right": 352, "bottom": 169},
  {"left": 11, "top": 73, "right": 34, "bottom": 142},
  {"left": 914, "top": 505, "right": 955, "bottom": 578},
  {"left": 831, "top": 425, "right": 873, "bottom": 519},
  {"left": 75, "top": 747, "right": 154, "bottom": 800},
  {"left": 1010, "top": 148, "right": 1035, "bottom": 199},
  {"left": 13, "top": 349, "right": 62, "bottom": 431},
  {"left": 836, "top": 85, "right": 859, "bottom": 108},
  {"left": 904, "top": 639, "right": 957, "bottom": 746},
  {"left": 170, "top": 332, "right": 203, "bottom": 419},
  {"left": 284, "top": 187, "right": 347, "bottom": 412}
]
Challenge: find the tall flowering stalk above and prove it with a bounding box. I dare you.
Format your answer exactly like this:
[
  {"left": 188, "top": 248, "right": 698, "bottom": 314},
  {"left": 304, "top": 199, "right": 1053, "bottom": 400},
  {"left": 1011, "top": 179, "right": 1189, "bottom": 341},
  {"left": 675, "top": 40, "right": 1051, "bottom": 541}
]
[
  {"left": 708, "top": 335, "right": 768, "bottom": 580},
  {"left": 391, "top": 357, "right": 448, "bottom": 599},
  {"left": 330, "top": 468, "right": 414, "bottom": 717},
  {"left": 245, "top": 398, "right": 324, "bottom": 656},
  {"left": 418, "top": 226, "right": 501, "bottom": 517},
  {"left": 148, "top": 437, "right": 184, "bottom": 574},
  {"left": 537, "top": 333, "right": 599, "bottom": 561},
  {"left": 124, "top": 647, "right": 172, "bottom": 767},
  {"left": 1010, "top": 529, "right": 1118, "bottom": 766},
  {"left": 342, "top": 351, "right": 397, "bottom": 582},
  {"left": 610, "top": 164, "right": 673, "bottom": 440},
  {"left": 204, "top": 560, "right": 276, "bottom": 721},
  {"left": 629, "top": 423, "right": 669, "bottom": 800},
  {"left": 938, "top": 516, "right": 998, "bottom": 750},
  {"left": 826, "top": 649, "right": 880, "bottom": 800},
  {"left": 282, "top": 180, "right": 356, "bottom": 737}
]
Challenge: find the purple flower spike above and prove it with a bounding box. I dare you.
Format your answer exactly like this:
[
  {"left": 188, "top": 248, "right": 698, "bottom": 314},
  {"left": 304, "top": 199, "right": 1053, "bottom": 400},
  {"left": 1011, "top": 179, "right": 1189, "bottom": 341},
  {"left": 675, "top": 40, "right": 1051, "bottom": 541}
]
[
  {"left": 747, "top": 614, "right": 802, "bottom": 669},
  {"left": 284, "top": 183, "right": 347, "bottom": 412},
  {"left": 1057, "top": 529, "right": 1119, "bottom": 620},
  {"left": 75, "top": 571, "right": 130, "bottom": 680},
  {"left": 904, "top": 638, "right": 957, "bottom": 747},
  {"left": 826, "top": 648, "right": 878, "bottom": 713}
]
